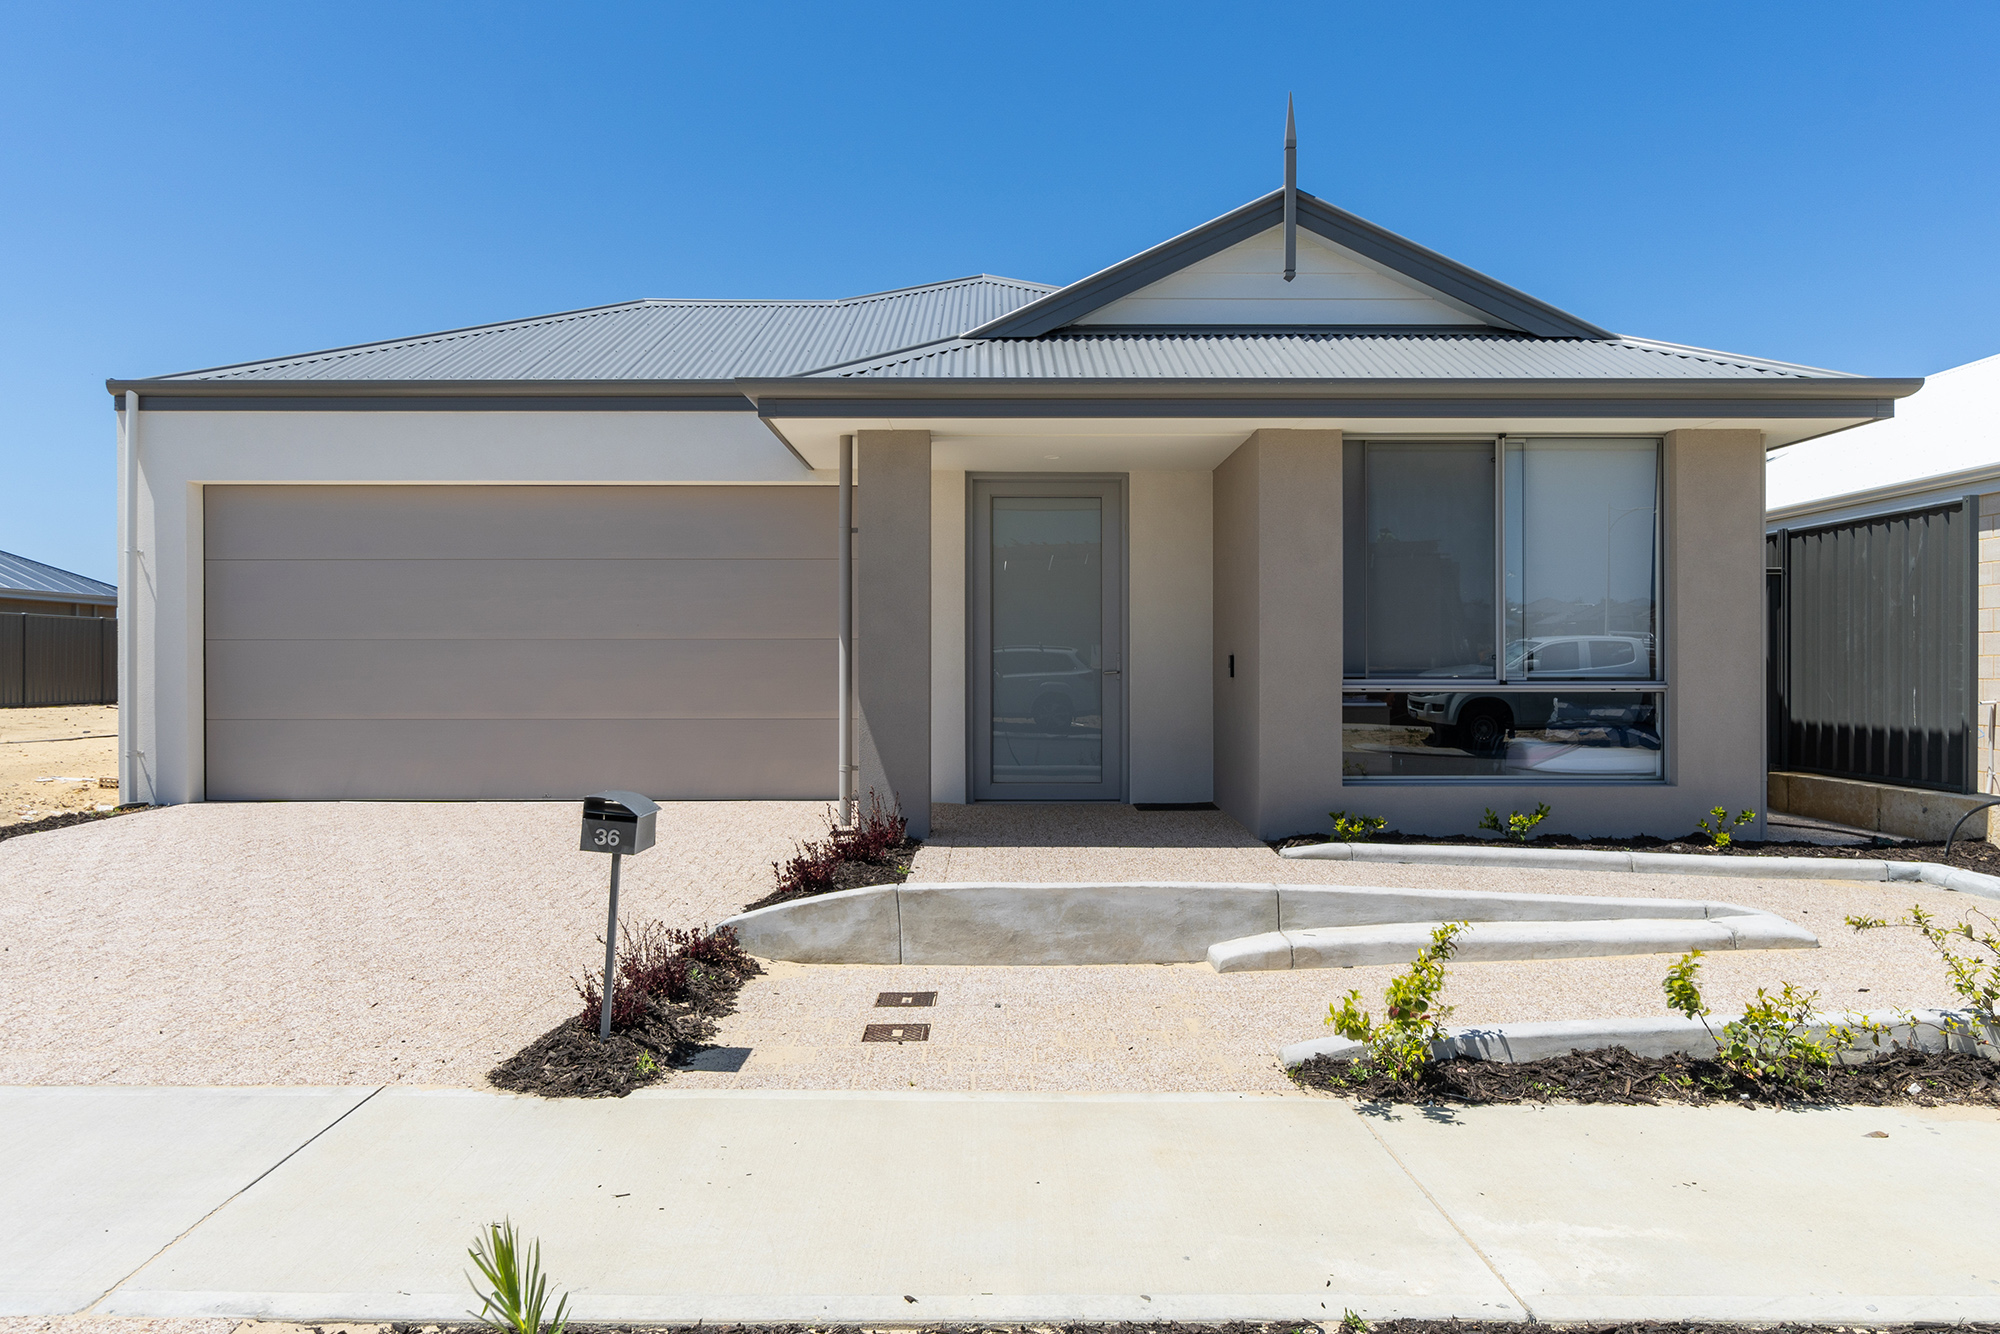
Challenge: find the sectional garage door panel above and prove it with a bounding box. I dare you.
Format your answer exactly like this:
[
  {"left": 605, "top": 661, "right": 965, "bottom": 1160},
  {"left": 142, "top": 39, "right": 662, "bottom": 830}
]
[
  {"left": 207, "top": 639, "right": 834, "bottom": 720},
  {"left": 206, "top": 485, "right": 838, "bottom": 561},
  {"left": 205, "top": 559, "right": 835, "bottom": 641},
  {"left": 205, "top": 719, "right": 835, "bottom": 801},
  {"left": 204, "top": 484, "right": 837, "bottom": 801}
]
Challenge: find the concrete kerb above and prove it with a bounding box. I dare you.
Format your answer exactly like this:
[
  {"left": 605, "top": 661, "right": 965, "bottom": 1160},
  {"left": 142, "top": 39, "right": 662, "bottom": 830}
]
[
  {"left": 1279, "top": 1007, "right": 2000, "bottom": 1068},
  {"left": 720, "top": 881, "right": 1815, "bottom": 972},
  {"left": 1282, "top": 840, "right": 2000, "bottom": 901}
]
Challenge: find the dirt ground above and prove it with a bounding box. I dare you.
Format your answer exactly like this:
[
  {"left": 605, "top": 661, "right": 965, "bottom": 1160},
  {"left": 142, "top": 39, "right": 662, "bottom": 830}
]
[
  {"left": 1, "top": 799, "right": 1990, "bottom": 1092},
  {"left": 0, "top": 704, "right": 119, "bottom": 826}
]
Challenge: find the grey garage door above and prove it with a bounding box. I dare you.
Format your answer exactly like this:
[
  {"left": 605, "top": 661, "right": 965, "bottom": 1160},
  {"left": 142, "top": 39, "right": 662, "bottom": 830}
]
[{"left": 205, "top": 484, "right": 836, "bottom": 801}]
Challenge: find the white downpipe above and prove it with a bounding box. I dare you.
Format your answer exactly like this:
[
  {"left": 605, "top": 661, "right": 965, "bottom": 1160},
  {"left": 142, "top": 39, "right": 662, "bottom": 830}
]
[
  {"left": 118, "top": 390, "right": 147, "bottom": 803},
  {"left": 837, "top": 433, "right": 854, "bottom": 827}
]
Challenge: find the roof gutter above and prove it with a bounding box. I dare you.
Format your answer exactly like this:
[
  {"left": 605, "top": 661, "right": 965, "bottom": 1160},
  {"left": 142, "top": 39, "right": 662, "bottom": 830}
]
[
  {"left": 738, "top": 375, "right": 1924, "bottom": 404},
  {"left": 104, "top": 378, "right": 759, "bottom": 404}
]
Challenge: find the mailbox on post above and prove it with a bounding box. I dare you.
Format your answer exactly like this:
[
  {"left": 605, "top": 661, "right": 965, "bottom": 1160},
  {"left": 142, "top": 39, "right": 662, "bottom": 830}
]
[
  {"left": 581, "top": 791, "right": 657, "bottom": 855},
  {"left": 580, "top": 790, "right": 658, "bottom": 1040}
]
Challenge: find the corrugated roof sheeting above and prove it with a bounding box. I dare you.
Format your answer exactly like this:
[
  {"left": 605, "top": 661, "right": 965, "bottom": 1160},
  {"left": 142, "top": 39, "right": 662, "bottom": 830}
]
[
  {"left": 0, "top": 549, "right": 117, "bottom": 600},
  {"left": 827, "top": 332, "right": 1847, "bottom": 381},
  {"left": 168, "top": 277, "right": 1054, "bottom": 383}
]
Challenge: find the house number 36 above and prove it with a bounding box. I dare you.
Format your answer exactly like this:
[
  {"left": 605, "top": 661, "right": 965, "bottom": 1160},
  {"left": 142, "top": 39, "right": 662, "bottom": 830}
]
[{"left": 593, "top": 827, "right": 622, "bottom": 847}]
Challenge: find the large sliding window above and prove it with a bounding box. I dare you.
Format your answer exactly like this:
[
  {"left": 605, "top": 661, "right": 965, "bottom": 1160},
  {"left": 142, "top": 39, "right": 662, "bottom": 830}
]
[{"left": 1343, "top": 437, "right": 1663, "bottom": 781}]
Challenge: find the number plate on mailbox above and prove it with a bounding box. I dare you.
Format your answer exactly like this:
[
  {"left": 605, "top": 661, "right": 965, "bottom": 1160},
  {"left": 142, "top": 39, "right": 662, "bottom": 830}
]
[{"left": 580, "top": 790, "right": 658, "bottom": 856}]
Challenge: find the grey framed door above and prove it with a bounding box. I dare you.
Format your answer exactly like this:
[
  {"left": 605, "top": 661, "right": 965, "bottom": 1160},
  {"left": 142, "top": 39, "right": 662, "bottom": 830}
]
[{"left": 969, "top": 476, "right": 1125, "bottom": 801}]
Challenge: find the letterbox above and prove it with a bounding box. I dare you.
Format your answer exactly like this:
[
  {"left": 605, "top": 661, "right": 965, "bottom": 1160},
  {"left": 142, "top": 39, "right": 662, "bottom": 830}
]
[{"left": 580, "top": 791, "right": 658, "bottom": 855}]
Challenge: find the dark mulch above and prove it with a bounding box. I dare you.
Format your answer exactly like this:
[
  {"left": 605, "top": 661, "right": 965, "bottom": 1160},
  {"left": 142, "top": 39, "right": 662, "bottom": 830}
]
[
  {"left": 0, "top": 804, "right": 149, "bottom": 844},
  {"left": 488, "top": 959, "right": 761, "bottom": 1099},
  {"left": 1277, "top": 829, "right": 2000, "bottom": 874},
  {"left": 1293, "top": 1044, "right": 2000, "bottom": 1107},
  {"left": 740, "top": 837, "right": 921, "bottom": 912}
]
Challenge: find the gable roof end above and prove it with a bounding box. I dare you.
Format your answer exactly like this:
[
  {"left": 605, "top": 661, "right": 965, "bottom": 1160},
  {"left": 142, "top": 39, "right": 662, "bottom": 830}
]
[{"left": 965, "top": 190, "right": 1614, "bottom": 341}]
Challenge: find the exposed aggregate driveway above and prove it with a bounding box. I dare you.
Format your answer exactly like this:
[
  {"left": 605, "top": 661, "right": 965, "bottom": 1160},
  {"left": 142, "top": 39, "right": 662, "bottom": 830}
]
[{"left": 0, "top": 800, "right": 1982, "bottom": 1091}]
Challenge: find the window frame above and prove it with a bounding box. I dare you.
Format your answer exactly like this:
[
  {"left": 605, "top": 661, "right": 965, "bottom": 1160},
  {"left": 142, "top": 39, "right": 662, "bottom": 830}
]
[{"left": 1340, "top": 434, "right": 1666, "bottom": 785}]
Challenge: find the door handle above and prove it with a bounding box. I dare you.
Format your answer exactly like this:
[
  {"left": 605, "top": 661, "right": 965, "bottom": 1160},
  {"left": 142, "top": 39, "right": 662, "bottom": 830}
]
[{"left": 1102, "top": 669, "right": 1121, "bottom": 677}]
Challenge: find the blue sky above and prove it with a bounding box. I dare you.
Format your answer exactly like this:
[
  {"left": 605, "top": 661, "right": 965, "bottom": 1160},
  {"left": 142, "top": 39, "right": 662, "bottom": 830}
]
[{"left": 4, "top": 1, "right": 1996, "bottom": 584}]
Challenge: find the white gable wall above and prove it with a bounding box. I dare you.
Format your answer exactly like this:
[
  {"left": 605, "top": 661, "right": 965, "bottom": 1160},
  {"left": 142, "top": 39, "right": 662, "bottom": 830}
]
[{"left": 1072, "top": 226, "right": 1489, "bottom": 327}]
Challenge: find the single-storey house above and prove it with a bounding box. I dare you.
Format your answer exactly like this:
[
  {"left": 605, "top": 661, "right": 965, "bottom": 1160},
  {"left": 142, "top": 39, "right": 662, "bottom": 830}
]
[
  {"left": 0, "top": 549, "right": 116, "bottom": 618},
  {"left": 1766, "top": 350, "right": 1999, "bottom": 807},
  {"left": 108, "top": 181, "right": 1920, "bottom": 839}
]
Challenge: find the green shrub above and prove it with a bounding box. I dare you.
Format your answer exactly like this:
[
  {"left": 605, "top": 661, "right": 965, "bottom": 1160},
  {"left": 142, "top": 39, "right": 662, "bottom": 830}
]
[
  {"left": 1846, "top": 904, "right": 1999, "bottom": 1027},
  {"left": 1695, "top": 806, "right": 1757, "bottom": 848},
  {"left": 467, "top": 1220, "right": 569, "bottom": 1334},
  {"left": 1479, "top": 802, "right": 1550, "bottom": 843},
  {"left": 1661, "top": 950, "right": 1843, "bottom": 1092},
  {"left": 1326, "top": 921, "right": 1468, "bottom": 1082},
  {"left": 1329, "top": 809, "right": 1387, "bottom": 842}
]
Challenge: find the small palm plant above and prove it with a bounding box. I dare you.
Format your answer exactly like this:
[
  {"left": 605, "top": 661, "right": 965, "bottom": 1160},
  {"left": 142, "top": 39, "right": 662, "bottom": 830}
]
[{"left": 468, "top": 1219, "right": 570, "bottom": 1334}]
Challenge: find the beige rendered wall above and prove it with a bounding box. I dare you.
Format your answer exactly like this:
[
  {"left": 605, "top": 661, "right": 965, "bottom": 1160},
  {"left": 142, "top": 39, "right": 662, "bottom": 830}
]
[
  {"left": 1324, "top": 428, "right": 1769, "bottom": 841},
  {"left": 856, "top": 430, "right": 932, "bottom": 838},
  {"left": 1128, "top": 470, "right": 1215, "bottom": 802},
  {"left": 1979, "top": 491, "right": 2000, "bottom": 797},
  {"left": 931, "top": 469, "right": 967, "bottom": 803},
  {"left": 1211, "top": 430, "right": 1345, "bottom": 839}
]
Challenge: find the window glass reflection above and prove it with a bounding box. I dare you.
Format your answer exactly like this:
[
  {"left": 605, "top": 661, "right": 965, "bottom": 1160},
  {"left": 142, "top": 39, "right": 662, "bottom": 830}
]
[
  {"left": 1504, "top": 439, "right": 1658, "bottom": 680},
  {"left": 1341, "top": 691, "right": 1663, "bottom": 780},
  {"left": 1344, "top": 441, "right": 1496, "bottom": 679}
]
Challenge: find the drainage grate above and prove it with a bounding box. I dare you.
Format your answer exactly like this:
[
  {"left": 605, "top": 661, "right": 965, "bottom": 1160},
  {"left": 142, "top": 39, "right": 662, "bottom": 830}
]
[
  {"left": 862, "top": 1023, "right": 930, "bottom": 1043},
  {"left": 1133, "top": 802, "right": 1218, "bottom": 811},
  {"left": 876, "top": 991, "right": 937, "bottom": 1008}
]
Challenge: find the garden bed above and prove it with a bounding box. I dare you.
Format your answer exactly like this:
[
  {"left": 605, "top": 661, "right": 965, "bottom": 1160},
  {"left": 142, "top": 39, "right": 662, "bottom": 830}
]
[
  {"left": 0, "top": 803, "right": 148, "bottom": 844},
  {"left": 1291, "top": 1044, "right": 2000, "bottom": 1108},
  {"left": 742, "top": 791, "right": 920, "bottom": 912},
  {"left": 489, "top": 923, "right": 762, "bottom": 1099},
  {"left": 1277, "top": 829, "right": 2000, "bottom": 874}
]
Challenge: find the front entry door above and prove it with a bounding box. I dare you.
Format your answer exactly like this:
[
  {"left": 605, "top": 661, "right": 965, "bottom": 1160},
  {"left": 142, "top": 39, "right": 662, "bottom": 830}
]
[{"left": 969, "top": 477, "right": 1125, "bottom": 801}]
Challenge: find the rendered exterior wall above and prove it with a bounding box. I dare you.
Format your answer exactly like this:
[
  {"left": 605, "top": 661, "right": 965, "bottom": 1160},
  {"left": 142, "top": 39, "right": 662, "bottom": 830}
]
[
  {"left": 1980, "top": 492, "right": 2000, "bottom": 797},
  {"left": 856, "top": 430, "right": 932, "bottom": 839},
  {"left": 1211, "top": 430, "right": 1346, "bottom": 838},
  {"left": 1128, "top": 470, "right": 1215, "bottom": 802}
]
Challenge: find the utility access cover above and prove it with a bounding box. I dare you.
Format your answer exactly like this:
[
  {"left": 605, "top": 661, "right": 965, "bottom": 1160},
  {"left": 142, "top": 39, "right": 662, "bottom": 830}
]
[
  {"left": 862, "top": 1023, "right": 931, "bottom": 1043},
  {"left": 876, "top": 991, "right": 937, "bottom": 1007}
]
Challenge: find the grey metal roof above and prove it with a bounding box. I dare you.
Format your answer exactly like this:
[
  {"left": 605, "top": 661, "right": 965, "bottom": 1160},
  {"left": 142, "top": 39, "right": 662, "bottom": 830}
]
[
  {"left": 0, "top": 549, "right": 116, "bottom": 602},
  {"left": 158, "top": 276, "right": 1055, "bottom": 383},
  {"left": 818, "top": 332, "right": 1857, "bottom": 381}
]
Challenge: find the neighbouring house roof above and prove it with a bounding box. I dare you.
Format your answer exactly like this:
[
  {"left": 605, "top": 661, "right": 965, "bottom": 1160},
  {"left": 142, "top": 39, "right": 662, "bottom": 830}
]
[
  {"left": 108, "top": 187, "right": 1917, "bottom": 412},
  {"left": 0, "top": 549, "right": 117, "bottom": 604},
  {"left": 1767, "top": 350, "right": 2000, "bottom": 524}
]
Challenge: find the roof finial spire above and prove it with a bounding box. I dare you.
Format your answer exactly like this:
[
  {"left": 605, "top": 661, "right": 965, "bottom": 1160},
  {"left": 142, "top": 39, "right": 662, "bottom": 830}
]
[{"left": 1283, "top": 94, "right": 1297, "bottom": 283}]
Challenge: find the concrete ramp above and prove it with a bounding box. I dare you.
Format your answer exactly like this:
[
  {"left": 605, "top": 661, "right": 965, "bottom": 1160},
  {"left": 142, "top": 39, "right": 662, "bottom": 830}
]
[{"left": 717, "top": 881, "right": 1817, "bottom": 970}]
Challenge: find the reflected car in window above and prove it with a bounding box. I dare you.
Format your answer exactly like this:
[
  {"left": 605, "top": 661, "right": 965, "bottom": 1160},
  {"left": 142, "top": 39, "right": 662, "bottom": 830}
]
[
  {"left": 1405, "top": 637, "right": 1656, "bottom": 755},
  {"left": 992, "top": 645, "right": 1100, "bottom": 731}
]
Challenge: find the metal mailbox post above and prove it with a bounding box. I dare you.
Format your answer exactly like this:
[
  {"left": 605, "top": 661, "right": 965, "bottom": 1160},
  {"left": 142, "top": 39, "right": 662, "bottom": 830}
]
[{"left": 580, "top": 791, "right": 659, "bottom": 1039}]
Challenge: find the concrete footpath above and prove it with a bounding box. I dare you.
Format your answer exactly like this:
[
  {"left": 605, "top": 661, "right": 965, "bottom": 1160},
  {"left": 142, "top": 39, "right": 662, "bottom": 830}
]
[{"left": 6, "top": 1086, "right": 2000, "bottom": 1325}]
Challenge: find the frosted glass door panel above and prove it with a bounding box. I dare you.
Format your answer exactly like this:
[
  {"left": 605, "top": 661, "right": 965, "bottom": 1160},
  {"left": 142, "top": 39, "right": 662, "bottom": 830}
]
[{"left": 990, "top": 496, "right": 1103, "bottom": 784}]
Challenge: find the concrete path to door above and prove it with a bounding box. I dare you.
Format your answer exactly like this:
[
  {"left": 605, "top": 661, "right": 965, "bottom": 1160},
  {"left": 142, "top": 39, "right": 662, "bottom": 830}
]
[{"left": 10, "top": 1084, "right": 1999, "bottom": 1325}]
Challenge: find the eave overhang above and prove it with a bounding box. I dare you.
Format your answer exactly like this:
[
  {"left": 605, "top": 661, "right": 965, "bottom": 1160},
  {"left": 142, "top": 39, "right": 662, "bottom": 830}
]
[{"left": 739, "top": 375, "right": 1923, "bottom": 421}]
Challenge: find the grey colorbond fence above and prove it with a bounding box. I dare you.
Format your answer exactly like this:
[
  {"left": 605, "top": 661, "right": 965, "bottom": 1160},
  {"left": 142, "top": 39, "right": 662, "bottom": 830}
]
[
  {"left": 0, "top": 612, "right": 118, "bottom": 707},
  {"left": 1766, "top": 498, "right": 1975, "bottom": 793}
]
